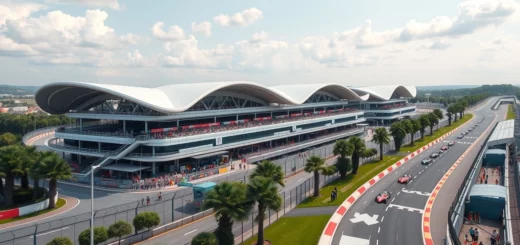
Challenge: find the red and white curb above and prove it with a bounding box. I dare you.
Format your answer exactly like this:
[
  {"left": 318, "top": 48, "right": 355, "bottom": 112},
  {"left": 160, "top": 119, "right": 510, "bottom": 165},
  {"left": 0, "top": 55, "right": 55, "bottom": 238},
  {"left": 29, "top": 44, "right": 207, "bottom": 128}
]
[
  {"left": 25, "top": 132, "right": 54, "bottom": 146},
  {"left": 318, "top": 121, "right": 471, "bottom": 245},
  {"left": 422, "top": 113, "right": 499, "bottom": 245}
]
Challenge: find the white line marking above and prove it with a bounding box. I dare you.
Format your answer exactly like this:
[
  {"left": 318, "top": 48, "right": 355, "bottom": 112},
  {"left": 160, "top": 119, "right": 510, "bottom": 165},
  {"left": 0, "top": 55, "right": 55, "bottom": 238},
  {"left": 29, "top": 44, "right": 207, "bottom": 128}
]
[
  {"left": 391, "top": 198, "right": 395, "bottom": 203},
  {"left": 385, "top": 207, "right": 389, "bottom": 212},
  {"left": 184, "top": 229, "right": 198, "bottom": 236},
  {"left": 377, "top": 239, "right": 379, "bottom": 245},
  {"left": 297, "top": 178, "right": 304, "bottom": 182},
  {"left": 378, "top": 227, "right": 381, "bottom": 233},
  {"left": 401, "top": 189, "right": 431, "bottom": 196},
  {"left": 364, "top": 200, "right": 367, "bottom": 204},
  {"left": 397, "top": 191, "right": 400, "bottom": 196},
  {"left": 409, "top": 180, "right": 413, "bottom": 184},
  {"left": 414, "top": 175, "right": 417, "bottom": 178},
  {"left": 32, "top": 227, "right": 69, "bottom": 237},
  {"left": 371, "top": 189, "right": 374, "bottom": 193},
  {"left": 388, "top": 203, "right": 424, "bottom": 213},
  {"left": 381, "top": 216, "right": 384, "bottom": 222}
]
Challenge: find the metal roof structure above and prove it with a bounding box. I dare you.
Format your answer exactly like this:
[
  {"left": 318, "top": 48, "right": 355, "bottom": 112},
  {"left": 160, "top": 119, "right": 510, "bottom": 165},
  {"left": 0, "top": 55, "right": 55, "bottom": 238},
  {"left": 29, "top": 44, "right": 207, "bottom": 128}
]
[
  {"left": 469, "top": 184, "right": 507, "bottom": 199},
  {"left": 351, "top": 85, "right": 417, "bottom": 101},
  {"left": 35, "top": 81, "right": 416, "bottom": 114},
  {"left": 488, "top": 119, "right": 515, "bottom": 147}
]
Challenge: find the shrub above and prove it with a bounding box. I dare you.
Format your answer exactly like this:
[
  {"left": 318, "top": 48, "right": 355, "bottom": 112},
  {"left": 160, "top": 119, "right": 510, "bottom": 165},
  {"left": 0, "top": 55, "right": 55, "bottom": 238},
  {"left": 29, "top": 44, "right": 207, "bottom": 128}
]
[
  {"left": 47, "top": 237, "right": 73, "bottom": 245},
  {"left": 191, "top": 232, "right": 219, "bottom": 245},
  {"left": 133, "top": 212, "right": 160, "bottom": 233},
  {"left": 108, "top": 220, "right": 133, "bottom": 245},
  {"left": 78, "top": 227, "right": 108, "bottom": 245}
]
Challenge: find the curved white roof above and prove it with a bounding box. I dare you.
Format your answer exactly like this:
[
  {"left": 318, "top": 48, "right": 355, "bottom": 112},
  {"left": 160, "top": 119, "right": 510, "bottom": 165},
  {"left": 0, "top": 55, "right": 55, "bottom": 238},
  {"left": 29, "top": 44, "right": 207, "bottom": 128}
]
[
  {"left": 35, "top": 81, "right": 416, "bottom": 114},
  {"left": 351, "top": 85, "right": 416, "bottom": 101}
]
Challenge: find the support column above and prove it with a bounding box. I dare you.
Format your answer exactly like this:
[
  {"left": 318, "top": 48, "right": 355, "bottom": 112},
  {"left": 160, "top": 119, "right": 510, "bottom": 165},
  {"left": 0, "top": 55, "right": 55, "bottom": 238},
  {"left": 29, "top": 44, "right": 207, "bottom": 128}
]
[
  {"left": 176, "top": 120, "right": 179, "bottom": 127},
  {"left": 152, "top": 162, "right": 156, "bottom": 176},
  {"left": 236, "top": 115, "right": 238, "bottom": 121},
  {"left": 123, "top": 120, "right": 126, "bottom": 133},
  {"left": 152, "top": 146, "right": 155, "bottom": 157},
  {"left": 79, "top": 118, "right": 83, "bottom": 131},
  {"left": 144, "top": 121, "right": 148, "bottom": 132},
  {"left": 78, "top": 141, "right": 82, "bottom": 150},
  {"left": 175, "top": 159, "right": 179, "bottom": 172},
  {"left": 78, "top": 155, "right": 82, "bottom": 165},
  {"left": 98, "top": 142, "right": 101, "bottom": 152},
  {"left": 214, "top": 116, "right": 216, "bottom": 123}
]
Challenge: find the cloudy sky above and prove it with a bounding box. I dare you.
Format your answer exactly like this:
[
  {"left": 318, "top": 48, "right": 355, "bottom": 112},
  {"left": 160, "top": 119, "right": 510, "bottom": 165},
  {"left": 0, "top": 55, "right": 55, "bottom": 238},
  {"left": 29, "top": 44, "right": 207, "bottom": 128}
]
[{"left": 1, "top": 0, "right": 519, "bottom": 87}]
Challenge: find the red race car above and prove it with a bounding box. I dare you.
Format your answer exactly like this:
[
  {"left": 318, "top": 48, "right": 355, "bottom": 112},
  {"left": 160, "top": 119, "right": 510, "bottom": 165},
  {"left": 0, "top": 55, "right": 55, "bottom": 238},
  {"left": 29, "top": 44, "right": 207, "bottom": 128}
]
[
  {"left": 441, "top": 145, "right": 448, "bottom": 151},
  {"left": 398, "top": 174, "right": 412, "bottom": 184},
  {"left": 375, "top": 191, "right": 391, "bottom": 204}
]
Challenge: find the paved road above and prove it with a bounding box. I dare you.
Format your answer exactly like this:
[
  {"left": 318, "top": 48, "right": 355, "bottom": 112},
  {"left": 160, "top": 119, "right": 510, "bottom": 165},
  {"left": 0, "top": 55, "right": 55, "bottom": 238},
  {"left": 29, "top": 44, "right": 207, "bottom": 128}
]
[{"left": 331, "top": 98, "right": 504, "bottom": 245}]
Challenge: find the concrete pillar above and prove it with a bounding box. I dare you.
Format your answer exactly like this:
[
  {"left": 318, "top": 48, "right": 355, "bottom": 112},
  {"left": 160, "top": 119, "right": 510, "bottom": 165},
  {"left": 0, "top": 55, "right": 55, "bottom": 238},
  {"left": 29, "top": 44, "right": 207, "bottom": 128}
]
[
  {"left": 78, "top": 155, "right": 82, "bottom": 165},
  {"left": 98, "top": 142, "right": 101, "bottom": 152},
  {"left": 152, "top": 146, "right": 155, "bottom": 157},
  {"left": 152, "top": 162, "right": 156, "bottom": 176},
  {"left": 79, "top": 118, "right": 83, "bottom": 131},
  {"left": 236, "top": 115, "right": 238, "bottom": 121},
  {"left": 177, "top": 120, "right": 179, "bottom": 127},
  {"left": 214, "top": 116, "right": 216, "bottom": 123},
  {"left": 175, "top": 159, "right": 179, "bottom": 172},
  {"left": 123, "top": 120, "right": 126, "bottom": 133},
  {"left": 145, "top": 121, "right": 148, "bottom": 132},
  {"left": 78, "top": 141, "right": 82, "bottom": 150}
]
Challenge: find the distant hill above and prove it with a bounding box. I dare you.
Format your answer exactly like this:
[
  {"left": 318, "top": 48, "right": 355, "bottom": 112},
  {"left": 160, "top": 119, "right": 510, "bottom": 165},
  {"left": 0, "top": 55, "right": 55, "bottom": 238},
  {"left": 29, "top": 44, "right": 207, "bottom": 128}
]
[
  {"left": 0, "top": 85, "right": 40, "bottom": 95},
  {"left": 416, "top": 85, "right": 480, "bottom": 91}
]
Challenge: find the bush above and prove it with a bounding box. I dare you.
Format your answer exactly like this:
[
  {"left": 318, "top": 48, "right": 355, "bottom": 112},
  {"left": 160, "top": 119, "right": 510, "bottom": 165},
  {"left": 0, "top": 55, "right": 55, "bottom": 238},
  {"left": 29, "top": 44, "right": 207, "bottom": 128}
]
[
  {"left": 191, "top": 232, "right": 219, "bottom": 245},
  {"left": 133, "top": 212, "right": 160, "bottom": 233},
  {"left": 78, "top": 227, "right": 108, "bottom": 245},
  {"left": 47, "top": 237, "right": 73, "bottom": 245},
  {"left": 108, "top": 220, "right": 133, "bottom": 245}
]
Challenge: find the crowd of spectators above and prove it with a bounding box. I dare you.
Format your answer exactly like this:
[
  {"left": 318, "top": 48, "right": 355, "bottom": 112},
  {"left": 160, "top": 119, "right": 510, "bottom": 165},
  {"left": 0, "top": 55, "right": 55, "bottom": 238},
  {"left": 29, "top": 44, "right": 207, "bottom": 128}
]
[
  {"left": 130, "top": 163, "right": 222, "bottom": 190},
  {"left": 148, "top": 108, "right": 359, "bottom": 140},
  {"left": 372, "top": 103, "right": 407, "bottom": 110},
  {"left": 57, "top": 126, "right": 134, "bottom": 137}
]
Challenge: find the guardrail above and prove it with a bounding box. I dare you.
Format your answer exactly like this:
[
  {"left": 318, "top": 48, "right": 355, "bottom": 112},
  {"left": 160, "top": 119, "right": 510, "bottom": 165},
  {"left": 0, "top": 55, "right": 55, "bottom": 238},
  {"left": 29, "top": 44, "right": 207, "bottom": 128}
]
[{"left": 22, "top": 125, "right": 71, "bottom": 145}]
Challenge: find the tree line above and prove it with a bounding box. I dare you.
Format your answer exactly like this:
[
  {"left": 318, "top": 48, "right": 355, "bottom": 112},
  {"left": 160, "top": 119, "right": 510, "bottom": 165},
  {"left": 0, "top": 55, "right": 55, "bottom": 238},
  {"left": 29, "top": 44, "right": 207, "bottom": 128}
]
[{"left": 0, "top": 113, "right": 74, "bottom": 136}]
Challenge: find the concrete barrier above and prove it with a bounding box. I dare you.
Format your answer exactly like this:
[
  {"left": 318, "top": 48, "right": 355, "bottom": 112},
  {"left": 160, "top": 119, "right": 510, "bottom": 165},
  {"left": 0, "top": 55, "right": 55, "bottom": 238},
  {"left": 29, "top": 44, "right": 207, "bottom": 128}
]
[{"left": 0, "top": 192, "right": 58, "bottom": 221}]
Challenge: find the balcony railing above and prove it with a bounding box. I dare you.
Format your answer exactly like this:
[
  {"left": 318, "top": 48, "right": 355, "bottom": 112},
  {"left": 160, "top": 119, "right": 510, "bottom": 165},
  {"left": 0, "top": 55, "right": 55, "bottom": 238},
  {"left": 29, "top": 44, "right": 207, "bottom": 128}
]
[{"left": 56, "top": 127, "right": 134, "bottom": 138}]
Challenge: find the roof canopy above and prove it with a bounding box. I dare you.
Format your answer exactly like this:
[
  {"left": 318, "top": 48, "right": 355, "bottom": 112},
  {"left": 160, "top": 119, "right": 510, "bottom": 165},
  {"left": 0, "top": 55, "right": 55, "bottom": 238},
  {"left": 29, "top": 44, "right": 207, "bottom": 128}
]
[
  {"left": 469, "top": 184, "right": 507, "bottom": 199},
  {"left": 488, "top": 119, "right": 515, "bottom": 147},
  {"left": 35, "top": 81, "right": 416, "bottom": 114}
]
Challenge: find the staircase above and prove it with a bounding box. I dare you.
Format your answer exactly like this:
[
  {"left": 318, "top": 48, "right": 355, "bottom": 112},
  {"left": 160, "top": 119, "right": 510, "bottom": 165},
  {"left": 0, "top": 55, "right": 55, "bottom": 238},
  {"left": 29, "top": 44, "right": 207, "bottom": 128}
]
[{"left": 74, "top": 139, "right": 140, "bottom": 177}]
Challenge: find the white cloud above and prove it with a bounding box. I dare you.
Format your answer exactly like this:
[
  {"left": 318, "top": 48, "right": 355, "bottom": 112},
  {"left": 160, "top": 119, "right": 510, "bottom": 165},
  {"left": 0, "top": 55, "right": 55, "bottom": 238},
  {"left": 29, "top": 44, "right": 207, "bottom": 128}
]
[
  {"left": 250, "top": 31, "right": 268, "bottom": 43},
  {"left": 152, "top": 22, "right": 186, "bottom": 41},
  {"left": 162, "top": 35, "right": 233, "bottom": 68},
  {"left": 213, "top": 8, "right": 263, "bottom": 27},
  {"left": 0, "top": 2, "right": 43, "bottom": 27},
  {"left": 191, "top": 21, "right": 211, "bottom": 37},
  {"left": 429, "top": 40, "right": 451, "bottom": 50},
  {"left": 398, "top": 0, "right": 520, "bottom": 41},
  {"left": 45, "top": 0, "right": 121, "bottom": 10},
  {"left": 336, "top": 20, "right": 400, "bottom": 49}
]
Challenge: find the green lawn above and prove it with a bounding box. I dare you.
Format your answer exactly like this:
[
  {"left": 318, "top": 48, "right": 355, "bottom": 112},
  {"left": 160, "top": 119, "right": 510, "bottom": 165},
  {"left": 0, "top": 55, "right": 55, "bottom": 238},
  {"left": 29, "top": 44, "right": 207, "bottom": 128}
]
[
  {"left": 0, "top": 198, "right": 66, "bottom": 225},
  {"left": 507, "top": 104, "right": 516, "bottom": 120},
  {"left": 241, "top": 215, "right": 330, "bottom": 245},
  {"left": 298, "top": 114, "right": 473, "bottom": 208}
]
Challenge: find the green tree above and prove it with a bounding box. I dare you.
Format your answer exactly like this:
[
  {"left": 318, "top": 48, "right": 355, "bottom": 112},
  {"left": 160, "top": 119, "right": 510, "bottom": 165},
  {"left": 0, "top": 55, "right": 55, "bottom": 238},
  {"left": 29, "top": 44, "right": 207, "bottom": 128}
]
[
  {"left": 46, "top": 237, "right": 73, "bottom": 245},
  {"left": 332, "top": 140, "right": 353, "bottom": 178},
  {"left": 78, "top": 227, "right": 108, "bottom": 245},
  {"left": 20, "top": 145, "right": 37, "bottom": 189},
  {"left": 401, "top": 119, "right": 413, "bottom": 145},
  {"left": 30, "top": 151, "right": 54, "bottom": 201},
  {"left": 133, "top": 212, "right": 160, "bottom": 233},
  {"left": 38, "top": 153, "right": 72, "bottom": 208},
  {"left": 371, "top": 128, "right": 390, "bottom": 161},
  {"left": 0, "top": 133, "right": 18, "bottom": 146},
  {"left": 0, "top": 145, "right": 24, "bottom": 206},
  {"left": 304, "top": 155, "right": 336, "bottom": 197},
  {"left": 202, "top": 182, "right": 252, "bottom": 245},
  {"left": 446, "top": 106, "right": 455, "bottom": 126},
  {"left": 108, "top": 220, "right": 133, "bottom": 245},
  {"left": 427, "top": 113, "right": 439, "bottom": 135},
  {"left": 418, "top": 114, "right": 430, "bottom": 139},
  {"left": 247, "top": 176, "right": 282, "bottom": 245},
  {"left": 250, "top": 160, "right": 285, "bottom": 187},
  {"left": 433, "top": 108, "right": 444, "bottom": 121},
  {"left": 191, "top": 232, "right": 219, "bottom": 245},
  {"left": 390, "top": 121, "right": 407, "bottom": 151},
  {"left": 410, "top": 119, "right": 421, "bottom": 145},
  {"left": 347, "top": 136, "right": 375, "bottom": 175}
]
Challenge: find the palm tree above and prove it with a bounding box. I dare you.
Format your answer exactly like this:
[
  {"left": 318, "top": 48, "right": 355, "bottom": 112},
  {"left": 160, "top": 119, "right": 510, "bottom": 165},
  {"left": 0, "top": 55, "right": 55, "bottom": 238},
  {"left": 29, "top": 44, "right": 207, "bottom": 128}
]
[
  {"left": 459, "top": 100, "right": 468, "bottom": 118},
  {"left": 20, "top": 146, "right": 38, "bottom": 189},
  {"left": 304, "top": 155, "right": 336, "bottom": 197},
  {"left": 38, "top": 153, "right": 72, "bottom": 208},
  {"left": 410, "top": 119, "right": 421, "bottom": 145},
  {"left": 247, "top": 177, "right": 282, "bottom": 245},
  {"left": 250, "top": 160, "right": 285, "bottom": 187},
  {"left": 390, "top": 121, "right": 407, "bottom": 151},
  {"left": 347, "top": 136, "right": 376, "bottom": 174},
  {"left": 30, "top": 151, "right": 54, "bottom": 200},
  {"left": 333, "top": 140, "right": 353, "bottom": 178},
  {"left": 0, "top": 145, "right": 24, "bottom": 206},
  {"left": 446, "top": 106, "right": 455, "bottom": 126},
  {"left": 202, "top": 181, "right": 252, "bottom": 245},
  {"left": 371, "top": 128, "right": 390, "bottom": 161},
  {"left": 419, "top": 114, "right": 430, "bottom": 139},
  {"left": 401, "top": 119, "right": 413, "bottom": 145},
  {"left": 433, "top": 109, "right": 444, "bottom": 121},
  {"left": 427, "top": 113, "right": 439, "bottom": 135}
]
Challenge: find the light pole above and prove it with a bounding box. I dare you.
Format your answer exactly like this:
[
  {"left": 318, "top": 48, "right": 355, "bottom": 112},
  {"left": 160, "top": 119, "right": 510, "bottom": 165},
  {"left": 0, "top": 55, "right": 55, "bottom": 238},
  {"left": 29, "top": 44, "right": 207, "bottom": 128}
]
[{"left": 90, "top": 165, "right": 100, "bottom": 245}]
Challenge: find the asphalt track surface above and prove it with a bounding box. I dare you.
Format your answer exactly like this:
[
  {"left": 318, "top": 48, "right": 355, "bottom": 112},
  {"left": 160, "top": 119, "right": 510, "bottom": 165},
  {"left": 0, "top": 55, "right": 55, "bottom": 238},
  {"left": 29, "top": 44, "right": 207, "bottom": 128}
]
[{"left": 332, "top": 98, "right": 504, "bottom": 245}]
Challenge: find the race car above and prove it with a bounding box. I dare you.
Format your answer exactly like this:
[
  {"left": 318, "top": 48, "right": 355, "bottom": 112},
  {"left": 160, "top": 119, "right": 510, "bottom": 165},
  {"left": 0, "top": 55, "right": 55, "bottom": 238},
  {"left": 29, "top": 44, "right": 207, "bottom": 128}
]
[
  {"left": 457, "top": 135, "right": 464, "bottom": 139},
  {"left": 468, "top": 128, "right": 473, "bottom": 131},
  {"left": 440, "top": 145, "right": 448, "bottom": 151},
  {"left": 430, "top": 153, "right": 439, "bottom": 158},
  {"left": 398, "top": 174, "right": 412, "bottom": 184},
  {"left": 421, "top": 158, "right": 432, "bottom": 165},
  {"left": 448, "top": 141, "right": 455, "bottom": 146},
  {"left": 375, "top": 191, "right": 391, "bottom": 204}
]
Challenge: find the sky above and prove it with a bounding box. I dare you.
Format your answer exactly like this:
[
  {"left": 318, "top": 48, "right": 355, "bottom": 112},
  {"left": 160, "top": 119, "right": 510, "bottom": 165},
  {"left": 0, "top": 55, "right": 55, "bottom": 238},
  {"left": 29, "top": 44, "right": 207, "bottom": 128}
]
[{"left": 0, "top": 0, "right": 519, "bottom": 88}]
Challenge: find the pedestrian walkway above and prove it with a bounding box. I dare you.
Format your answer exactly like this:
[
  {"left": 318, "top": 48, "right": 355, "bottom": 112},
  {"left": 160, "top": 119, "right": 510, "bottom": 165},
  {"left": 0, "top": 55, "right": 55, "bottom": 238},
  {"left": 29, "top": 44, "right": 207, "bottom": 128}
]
[{"left": 0, "top": 195, "right": 79, "bottom": 230}]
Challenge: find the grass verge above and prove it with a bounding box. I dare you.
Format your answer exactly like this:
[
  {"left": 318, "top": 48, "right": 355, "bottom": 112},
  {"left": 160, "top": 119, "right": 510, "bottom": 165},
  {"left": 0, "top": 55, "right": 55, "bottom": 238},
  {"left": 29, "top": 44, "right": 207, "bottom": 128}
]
[
  {"left": 241, "top": 215, "right": 330, "bottom": 245},
  {"left": 507, "top": 104, "right": 516, "bottom": 120},
  {"left": 298, "top": 114, "right": 473, "bottom": 208},
  {"left": 0, "top": 198, "right": 66, "bottom": 225}
]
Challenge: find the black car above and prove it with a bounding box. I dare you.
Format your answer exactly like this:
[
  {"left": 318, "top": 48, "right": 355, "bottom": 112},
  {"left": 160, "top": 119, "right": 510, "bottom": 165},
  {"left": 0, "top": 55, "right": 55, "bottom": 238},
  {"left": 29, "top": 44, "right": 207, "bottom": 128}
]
[
  {"left": 457, "top": 135, "right": 464, "bottom": 139},
  {"left": 421, "top": 158, "right": 432, "bottom": 165},
  {"left": 448, "top": 141, "right": 455, "bottom": 146},
  {"left": 430, "top": 153, "right": 439, "bottom": 158}
]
